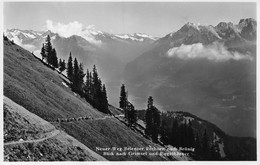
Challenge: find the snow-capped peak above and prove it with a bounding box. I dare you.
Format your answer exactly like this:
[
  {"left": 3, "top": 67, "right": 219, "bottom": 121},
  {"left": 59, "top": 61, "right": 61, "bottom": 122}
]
[
  {"left": 6, "top": 29, "right": 43, "bottom": 40},
  {"left": 134, "top": 33, "right": 157, "bottom": 40}
]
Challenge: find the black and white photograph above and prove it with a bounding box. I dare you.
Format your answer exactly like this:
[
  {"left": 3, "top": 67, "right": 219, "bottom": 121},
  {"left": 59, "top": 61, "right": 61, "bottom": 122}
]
[{"left": 2, "top": 0, "right": 258, "bottom": 163}]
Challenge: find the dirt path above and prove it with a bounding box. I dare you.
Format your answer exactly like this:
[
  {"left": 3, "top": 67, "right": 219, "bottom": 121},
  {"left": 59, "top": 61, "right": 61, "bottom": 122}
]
[
  {"left": 52, "top": 115, "right": 117, "bottom": 123},
  {"left": 4, "top": 115, "right": 118, "bottom": 146},
  {"left": 4, "top": 113, "right": 120, "bottom": 146},
  {"left": 4, "top": 130, "right": 60, "bottom": 146}
]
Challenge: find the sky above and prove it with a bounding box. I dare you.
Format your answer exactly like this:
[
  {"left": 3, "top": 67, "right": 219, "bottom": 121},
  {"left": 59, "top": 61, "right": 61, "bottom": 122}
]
[{"left": 4, "top": 2, "right": 257, "bottom": 37}]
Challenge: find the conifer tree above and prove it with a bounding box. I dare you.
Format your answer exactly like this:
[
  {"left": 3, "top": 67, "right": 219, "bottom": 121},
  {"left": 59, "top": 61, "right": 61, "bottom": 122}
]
[
  {"left": 195, "top": 133, "right": 201, "bottom": 152},
  {"left": 148, "top": 96, "right": 153, "bottom": 109},
  {"left": 202, "top": 129, "right": 209, "bottom": 152},
  {"left": 77, "top": 63, "right": 85, "bottom": 93},
  {"left": 160, "top": 120, "right": 169, "bottom": 144},
  {"left": 67, "top": 52, "right": 73, "bottom": 81},
  {"left": 151, "top": 105, "right": 160, "bottom": 142},
  {"left": 52, "top": 48, "right": 58, "bottom": 68},
  {"left": 209, "top": 142, "right": 221, "bottom": 160},
  {"left": 91, "top": 65, "right": 100, "bottom": 107},
  {"left": 84, "top": 69, "right": 91, "bottom": 101},
  {"left": 119, "top": 84, "right": 128, "bottom": 118},
  {"left": 145, "top": 96, "right": 160, "bottom": 142},
  {"left": 187, "top": 121, "right": 195, "bottom": 147},
  {"left": 81, "top": 65, "right": 109, "bottom": 114},
  {"left": 127, "top": 101, "right": 137, "bottom": 127},
  {"left": 170, "top": 119, "right": 179, "bottom": 147},
  {"left": 202, "top": 129, "right": 209, "bottom": 159},
  {"left": 59, "top": 59, "right": 66, "bottom": 72},
  {"left": 101, "top": 84, "right": 109, "bottom": 113},
  {"left": 45, "top": 35, "right": 53, "bottom": 65},
  {"left": 59, "top": 58, "right": 62, "bottom": 69},
  {"left": 40, "top": 43, "right": 46, "bottom": 61},
  {"left": 145, "top": 96, "right": 153, "bottom": 137},
  {"left": 119, "top": 84, "right": 127, "bottom": 110},
  {"left": 96, "top": 78, "right": 103, "bottom": 109},
  {"left": 72, "top": 58, "right": 79, "bottom": 91},
  {"left": 89, "top": 71, "right": 94, "bottom": 103}
]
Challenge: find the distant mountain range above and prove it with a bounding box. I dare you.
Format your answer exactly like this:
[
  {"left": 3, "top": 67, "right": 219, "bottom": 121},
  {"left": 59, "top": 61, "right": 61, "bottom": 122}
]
[
  {"left": 5, "top": 28, "right": 155, "bottom": 83},
  {"left": 124, "top": 18, "right": 256, "bottom": 138},
  {"left": 5, "top": 28, "right": 157, "bottom": 107}
]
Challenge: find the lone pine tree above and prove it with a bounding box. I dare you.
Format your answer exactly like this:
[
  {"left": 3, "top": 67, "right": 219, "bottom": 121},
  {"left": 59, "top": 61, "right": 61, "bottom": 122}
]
[
  {"left": 40, "top": 35, "right": 58, "bottom": 68},
  {"left": 40, "top": 43, "right": 46, "bottom": 61},
  {"left": 45, "top": 35, "right": 53, "bottom": 65},
  {"left": 52, "top": 48, "right": 58, "bottom": 68},
  {"left": 145, "top": 96, "right": 160, "bottom": 142},
  {"left": 67, "top": 52, "right": 73, "bottom": 81},
  {"left": 119, "top": 84, "right": 127, "bottom": 110}
]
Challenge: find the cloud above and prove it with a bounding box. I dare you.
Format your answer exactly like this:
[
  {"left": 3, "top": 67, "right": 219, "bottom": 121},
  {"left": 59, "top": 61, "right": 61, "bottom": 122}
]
[
  {"left": 45, "top": 20, "right": 102, "bottom": 45},
  {"left": 167, "top": 42, "right": 252, "bottom": 62},
  {"left": 23, "top": 44, "right": 36, "bottom": 50},
  {"left": 11, "top": 35, "right": 36, "bottom": 51}
]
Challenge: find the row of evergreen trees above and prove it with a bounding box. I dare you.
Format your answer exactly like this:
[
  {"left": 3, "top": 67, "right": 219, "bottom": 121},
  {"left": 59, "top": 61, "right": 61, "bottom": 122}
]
[
  {"left": 119, "top": 84, "right": 221, "bottom": 160},
  {"left": 119, "top": 84, "right": 137, "bottom": 126},
  {"left": 40, "top": 35, "right": 66, "bottom": 73},
  {"left": 119, "top": 82, "right": 221, "bottom": 160},
  {"left": 119, "top": 85, "right": 161, "bottom": 142},
  {"left": 58, "top": 59, "right": 66, "bottom": 72},
  {"left": 40, "top": 35, "right": 109, "bottom": 114},
  {"left": 160, "top": 118, "right": 195, "bottom": 148},
  {"left": 67, "top": 53, "right": 109, "bottom": 114},
  {"left": 160, "top": 112, "right": 221, "bottom": 160},
  {"left": 40, "top": 35, "right": 58, "bottom": 68},
  {"left": 83, "top": 65, "right": 109, "bottom": 114}
]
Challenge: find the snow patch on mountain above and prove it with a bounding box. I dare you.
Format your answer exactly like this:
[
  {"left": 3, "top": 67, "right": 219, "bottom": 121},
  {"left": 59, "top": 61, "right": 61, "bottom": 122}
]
[
  {"left": 213, "top": 132, "right": 226, "bottom": 158},
  {"left": 23, "top": 32, "right": 36, "bottom": 39},
  {"left": 182, "top": 116, "right": 194, "bottom": 124},
  {"left": 137, "top": 119, "right": 145, "bottom": 128},
  {"left": 51, "top": 35, "right": 56, "bottom": 40},
  {"left": 7, "top": 29, "right": 38, "bottom": 39},
  {"left": 135, "top": 33, "right": 157, "bottom": 40},
  {"left": 115, "top": 34, "right": 144, "bottom": 42},
  {"left": 218, "top": 142, "right": 226, "bottom": 158},
  {"left": 62, "top": 82, "right": 69, "bottom": 88},
  {"left": 115, "top": 33, "right": 156, "bottom": 42},
  {"left": 167, "top": 42, "right": 252, "bottom": 62}
]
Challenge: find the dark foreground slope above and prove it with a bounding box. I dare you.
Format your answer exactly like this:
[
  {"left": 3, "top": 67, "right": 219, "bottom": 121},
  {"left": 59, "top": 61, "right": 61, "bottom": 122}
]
[
  {"left": 136, "top": 110, "right": 256, "bottom": 160},
  {"left": 161, "top": 111, "right": 256, "bottom": 160},
  {"left": 3, "top": 39, "right": 184, "bottom": 161}
]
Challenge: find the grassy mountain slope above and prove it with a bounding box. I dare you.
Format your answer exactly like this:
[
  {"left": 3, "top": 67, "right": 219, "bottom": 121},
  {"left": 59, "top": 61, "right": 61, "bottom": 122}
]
[
  {"left": 3, "top": 39, "right": 183, "bottom": 161},
  {"left": 4, "top": 96, "right": 106, "bottom": 161},
  {"left": 4, "top": 39, "right": 104, "bottom": 121}
]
